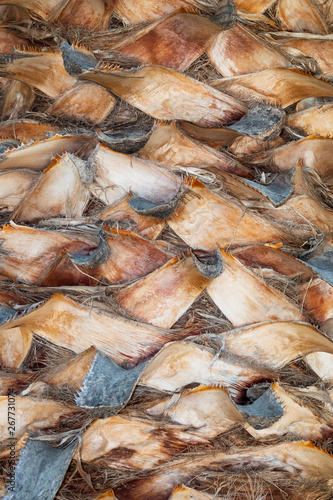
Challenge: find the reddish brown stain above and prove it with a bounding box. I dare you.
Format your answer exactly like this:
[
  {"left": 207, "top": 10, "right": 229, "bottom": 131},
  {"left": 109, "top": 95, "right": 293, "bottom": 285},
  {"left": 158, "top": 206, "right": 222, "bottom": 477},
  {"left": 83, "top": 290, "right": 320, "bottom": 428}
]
[{"left": 121, "top": 15, "right": 215, "bottom": 70}]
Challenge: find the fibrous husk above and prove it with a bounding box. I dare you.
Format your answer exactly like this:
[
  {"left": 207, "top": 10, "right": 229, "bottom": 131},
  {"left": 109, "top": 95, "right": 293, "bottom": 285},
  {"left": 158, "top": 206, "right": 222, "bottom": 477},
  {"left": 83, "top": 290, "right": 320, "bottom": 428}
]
[
  {"left": 2, "top": 81, "right": 35, "bottom": 120},
  {"left": 233, "top": 243, "right": 313, "bottom": 277},
  {"left": 98, "top": 195, "right": 165, "bottom": 239},
  {"left": 0, "top": 326, "right": 32, "bottom": 369},
  {"left": 212, "top": 68, "right": 333, "bottom": 108},
  {"left": 115, "top": 252, "right": 214, "bottom": 328},
  {"left": 96, "top": 227, "right": 171, "bottom": 279},
  {"left": 137, "top": 121, "right": 252, "bottom": 177},
  {"left": 167, "top": 178, "right": 306, "bottom": 251},
  {"left": 0, "top": 0, "right": 70, "bottom": 21},
  {"left": 286, "top": 104, "right": 333, "bottom": 138},
  {"left": 44, "top": 345, "right": 98, "bottom": 390},
  {"left": 0, "top": 293, "right": 177, "bottom": 365},
  {"left": 1, "top": 2, "right": 333, "bottom": 498},
  {"left": 0, "top": 26, "right": 31, "bottom": 53},
  {"left": 222, "top": 321, "right": 333, "bottom": 369},
  {"left": 57, "top": 0, "right": 113, "bottom": 30},
  {"left": 0, "top": 5, "right": 29, "bottom": 22},
  {"left": 48, "top": 82, "right": 116, "bottom": 124},
  {"left": 295, "top": 96, "right": 333, "bottom": 112},
  {"left": 146, "top": 384, "right": 245, "bottom": 438},
  {"left": 0, "top": 120, "right": 59, "bottom": 143},
  {"left": 112, "top": 0, "right": 221, "bottom": 23},
  {"left": 169, "top": 485, "right": 213, "bottom": 499},
  {"left": 0, "top": 395, "right": 78, "bottom": 439},
  {"left": 0, "top": 134, "right": 89, "bottom": 171},
  {"left": 282, "top": 37, "right": 333, "bottom": 77},
  {"left": 206, "top": 248, "right": 305, "bottom": 326},
  {"left": 115, "top": 442, "right": 333, "bottom": 500},
  {"left": 0, "top": 49, "right": 76, "bottom": 98},
  {"left": 116, "top": 10, "right": 220, "bottom": 71},
  {"left": 42, "top": 227, "right": 171, "bottom": 286},
  {"left": 250, "top": 135, "right": 333, "bottom": 181},
  {"left": 0, "top": 169, "right": 40, "bottom": 211},
  {"left": 0, "top": 223, "right": 97, "bottom": 284},
  {"left": 207, "top": 23, "right": 290, "bottom": 77},
  {"left": 178, "top": 121, "right": 241, "bottom": 148},
  {"left": 0, "top": 371, "right": 31, "bottom": 396},
  {"left": 306, "top": 350, "right": 333, "bottom": 381},
  {"left": 12, "top": 152, "right": 90, "bottom": 223},
  {"left": 79, "top": 414, "right": 209, "bottom": 470},
  {"left": 90, "top": 143, "right": 181, "bottom": 206},
  {"left": 229, "top": 131, "right": 285, "bottom": 156},
  {"left": 234, "top": 0, "right": 276, "bottom": 14},
  {"left": 139, "top": 340, "right": 271, "bottom": 401},
  {"left": 277, "top": 0, "right": 329, "bottom": 34},
  {"left": 266, "top": 193, "right": 333, "bottom": 233},
  {"left": 299, "top": 277, "right": 333, "bottom": 324},
  {"left": 80, "top": 64, "right": 247, "bottom": 126}
]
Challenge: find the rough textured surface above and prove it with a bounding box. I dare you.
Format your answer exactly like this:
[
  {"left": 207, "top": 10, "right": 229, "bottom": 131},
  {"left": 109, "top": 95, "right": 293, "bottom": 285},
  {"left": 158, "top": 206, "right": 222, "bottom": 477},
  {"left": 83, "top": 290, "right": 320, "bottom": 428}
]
[{"left": 0, "top": 3, "right": 333, "bottom": 500}]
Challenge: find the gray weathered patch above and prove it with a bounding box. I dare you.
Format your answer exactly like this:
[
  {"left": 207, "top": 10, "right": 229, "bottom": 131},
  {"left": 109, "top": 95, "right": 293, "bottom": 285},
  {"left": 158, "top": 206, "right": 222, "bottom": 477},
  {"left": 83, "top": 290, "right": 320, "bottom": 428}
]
[
  {"left": 0, "top": 305, "right": 16, "bottom": 325},
  {"left": 212, "top": 0, "right": 236, "bottom": 29},
  {"left": 236, "top": 165, "right": 295, "bottom": 207},
  {"left": 5, "top": 436, "right": 78, "bottom": 500},
  {"left": 75, "top": 350, "right": 147, "bottom": 417},
  {"left": 229, "top": 104, "right": 285, "bottom": 141},
  {"left": 237, "top": 386, "right": 284, "bottom": 419},
  {"left": 67, "top": 233, "right": 110, "bottom": 268},
  {"left": 60, "top": 42, "right": 97, "bottom": 76},
  {"left": 128, "top": 185, "right": 183, "bottom": 219},
  {"left": 97, "top": 123, "right": 153, "bottom": 154},
  {"left": 0, "top": 139, "right": 20, "bottom": 154},
  {"left": 303, "top": 246, "right": 333, "bottom": 286},
  {"left": 191, "top": 245, "right": 224, "bottom": 278}
]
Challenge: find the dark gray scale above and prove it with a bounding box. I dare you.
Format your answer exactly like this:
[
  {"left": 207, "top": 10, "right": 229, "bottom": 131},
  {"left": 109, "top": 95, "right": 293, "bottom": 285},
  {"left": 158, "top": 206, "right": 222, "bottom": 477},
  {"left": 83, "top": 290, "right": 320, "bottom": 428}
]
[
  {"left": 128, "top": 185, "right": 183, "bottom": 219},
  {"left": 302, "top": 246, "right": 333, "bottom": 287},
  {"left": 67, "top": 233, "right": 110, "bottom": 268},
  {"left": 0, "top": 139, "right": 20, "bottom": 154},
  {"left": 0, "top": 52, "right": 28, "bottom": 64},
  {"left": 97, "top": 123, "right": 153, "bottom": 154},
  {"left": 229, "top": 104, "right": 285, "bottom": 141},
  {"left": 0, "top": 305, "right": 16, "bottom": 325},
  {"left": 191, "top": 245, "right": 224, "bottom": 278},
  {"left": 236, "top": 386, "right": 285, "bottom": 430},
  {"left": 211, "top": 0, "right": 236, "bottom": 29},
  {"left": 60, "top": 42, "right": 97, "bottom": 76},
  {"left": 75, "top": 350, "right": 147, "bottom": 417},
  {"left": 5, "top": 436, "right": 78, "bottom": 500},
  {"left": 235, "top": 165, "right": 296, "bottom": 207},
  {"left": 0, "top": 301, "right": 44, "bottom": 324}
]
